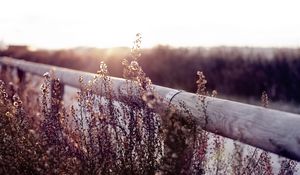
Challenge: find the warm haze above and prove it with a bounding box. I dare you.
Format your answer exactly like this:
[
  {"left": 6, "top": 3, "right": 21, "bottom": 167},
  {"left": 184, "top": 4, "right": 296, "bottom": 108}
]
[{"left": 1, "top": 0, "right": 300, "bottom": 49}]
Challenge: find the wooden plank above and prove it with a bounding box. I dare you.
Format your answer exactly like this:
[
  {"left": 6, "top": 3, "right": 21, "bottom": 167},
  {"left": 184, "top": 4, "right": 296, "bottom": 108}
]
[{"left": 1, "top": 56, "right": 300, "bottom": 161}]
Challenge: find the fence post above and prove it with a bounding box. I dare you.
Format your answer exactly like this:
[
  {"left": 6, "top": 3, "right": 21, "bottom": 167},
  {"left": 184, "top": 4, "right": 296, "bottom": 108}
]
[
  {"left": 16, "top": 68, "right": 25, "bottom": 84},
  {"left": 0, "top": 65, "right": 8, "bottom": 82}
]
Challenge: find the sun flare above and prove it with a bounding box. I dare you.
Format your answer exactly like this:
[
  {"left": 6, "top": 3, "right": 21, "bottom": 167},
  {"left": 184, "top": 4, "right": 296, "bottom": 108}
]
[{"left": 1, "top": 0, "right": 300, "bottom": 48}]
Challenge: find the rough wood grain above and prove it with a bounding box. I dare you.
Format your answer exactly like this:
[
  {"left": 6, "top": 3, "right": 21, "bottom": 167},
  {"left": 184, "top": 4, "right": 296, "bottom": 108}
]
[{"left": 1, "top": 56, "right": 300, "bottom": 161}]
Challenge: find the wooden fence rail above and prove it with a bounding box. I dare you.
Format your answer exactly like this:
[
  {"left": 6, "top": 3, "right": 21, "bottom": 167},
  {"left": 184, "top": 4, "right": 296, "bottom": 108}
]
[{"left": 1, "top": 56, "right": 300, "bottom": 162}]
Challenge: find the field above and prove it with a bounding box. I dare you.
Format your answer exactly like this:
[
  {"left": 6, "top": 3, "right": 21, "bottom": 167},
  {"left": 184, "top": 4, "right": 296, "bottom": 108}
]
[
  {"left": 1, "top": 45, "right": 300, "bottom": 109},
  {"left": 0, "top": 38, "right": 299, "bottom": 174}
]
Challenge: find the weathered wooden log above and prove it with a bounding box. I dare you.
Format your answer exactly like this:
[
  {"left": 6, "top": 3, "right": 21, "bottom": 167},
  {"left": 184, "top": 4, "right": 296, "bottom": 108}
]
[{"left": 1, "top": 56, "right": 300, "bottom": 161}]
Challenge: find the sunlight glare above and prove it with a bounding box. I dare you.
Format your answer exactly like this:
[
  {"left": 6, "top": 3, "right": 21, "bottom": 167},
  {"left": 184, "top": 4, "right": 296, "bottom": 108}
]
[{"left": 0, "top": 0, "right": 300, "bottom": 48}]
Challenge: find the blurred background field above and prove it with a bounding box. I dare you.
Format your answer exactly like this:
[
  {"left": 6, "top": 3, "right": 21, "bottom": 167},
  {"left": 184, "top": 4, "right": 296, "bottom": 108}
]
[{"left": 1, "top": 45, "right": 299, "bottom": 113}]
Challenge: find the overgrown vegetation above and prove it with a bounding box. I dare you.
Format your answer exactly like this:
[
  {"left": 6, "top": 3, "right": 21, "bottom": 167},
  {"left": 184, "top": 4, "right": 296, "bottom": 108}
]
[{"left": 0, "top": 35, "right": 299, "bottom": 174}]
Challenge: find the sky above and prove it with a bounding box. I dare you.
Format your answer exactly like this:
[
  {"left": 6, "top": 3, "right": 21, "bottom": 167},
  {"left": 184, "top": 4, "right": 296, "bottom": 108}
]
[{"left": 0, "top": 0, "right": 300, "bottom": 49}]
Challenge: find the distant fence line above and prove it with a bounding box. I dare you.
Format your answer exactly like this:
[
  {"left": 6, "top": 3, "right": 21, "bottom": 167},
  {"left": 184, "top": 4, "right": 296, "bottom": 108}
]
[{"left": 1, "top": 56, "right": 300, "bottom": 162}]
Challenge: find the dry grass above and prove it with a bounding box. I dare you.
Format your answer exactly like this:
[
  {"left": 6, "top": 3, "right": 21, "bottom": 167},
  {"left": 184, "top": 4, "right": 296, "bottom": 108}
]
[{"left": 0, "top": 35, "right": 299, "bottom": 174}]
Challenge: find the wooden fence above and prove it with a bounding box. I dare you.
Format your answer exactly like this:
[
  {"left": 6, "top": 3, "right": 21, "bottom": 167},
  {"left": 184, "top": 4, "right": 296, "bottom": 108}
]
[{"left": 1, "top": 56, "right": 300, "bottom": 162}]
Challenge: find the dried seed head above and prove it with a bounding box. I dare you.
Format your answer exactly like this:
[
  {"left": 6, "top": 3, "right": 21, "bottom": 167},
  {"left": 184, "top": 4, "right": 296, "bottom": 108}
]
[
  {"left": 130, "top": 33, "right": 142, "bottom": 60},
  {"left": 79, "top": 76, "right": 84, "bottom": 83},
  {"left": 12, "top": 94, "right": 22, "bottom": 106},
  {"left": 97, "top": 61, "right": 108, "bottom": 76},
  {"left": 5, "top": 111, "right": 12, "bottom": 117},
  {"left": 261, "top": 91, "right": 269, "bottom": 108},
  {"left": 130, "top": 61, "right": 139, "bottom": 71},
  {"left": 142, "top": 92, "right": 158, "bottom": 108},
  {"left": 13, "top": 101, "right": 19, "bottom": 107},
  {"left": 196, "top": 71, "right": 207, "bottom": 95},
  {"left": 212, "top": 90, "right": 218, "bottom": 97},
  {"left": 43, "top": 72, "right": 50, "bottom": 79},
  {"left": 122, "top": 59, "right": 129, "bottom": 66}
]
